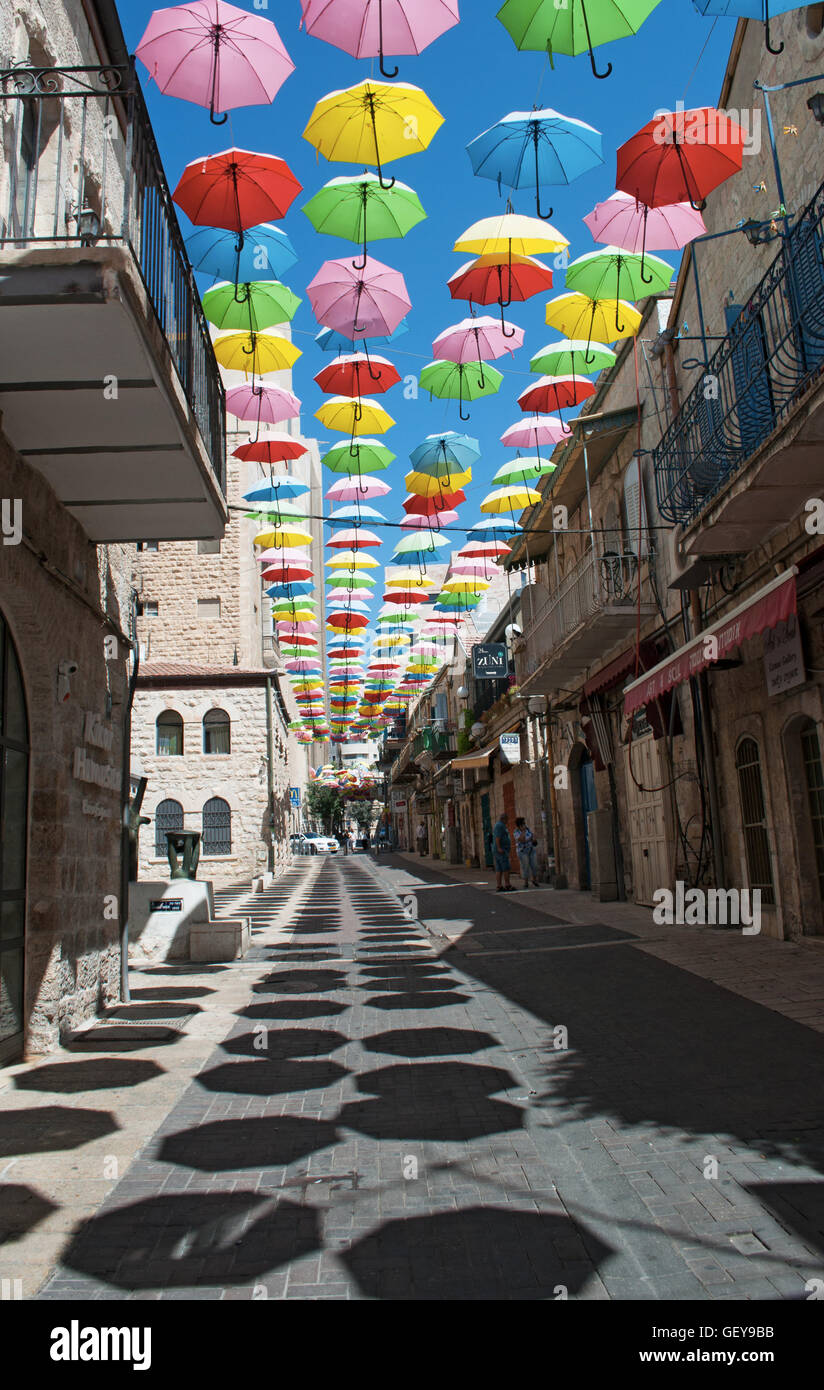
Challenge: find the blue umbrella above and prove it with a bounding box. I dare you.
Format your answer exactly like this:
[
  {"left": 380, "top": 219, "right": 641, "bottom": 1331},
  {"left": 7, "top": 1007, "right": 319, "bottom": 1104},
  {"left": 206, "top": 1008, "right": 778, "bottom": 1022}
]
[
  {"left": 266, "top": 581, "right": 314, "bottom": 598},
  {"left": 692, "top": 0, "right": 799, "bottom": 53},
  {"left": 244, "top": 477, "right": 310, "bottom": 503},
  {"left": 471, "top": 518, "right": 522, "bottom": 535},
  {"left": 186, "top": 223, "right": 297, "bottom": 283},
  {"left": 467, "top": 108, "right": 603, "bottom": 220},
  {"left": 409, "top": 431, "right": 481, "bottom": 472},
  {"left": 315, "top": 319, "right": 410, "bottom": 352}
]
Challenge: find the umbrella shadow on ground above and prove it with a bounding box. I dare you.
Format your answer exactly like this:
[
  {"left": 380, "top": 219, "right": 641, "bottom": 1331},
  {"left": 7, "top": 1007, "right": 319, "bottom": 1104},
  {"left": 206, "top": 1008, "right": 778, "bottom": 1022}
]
[
  {"left": 59, "top": 1193, "right": 321, "bottom": 1291},
  {"left": 196, "top": 1059, "right": 349, "bottom": 1096},
  {"left": 745, "top": 1183, "right": 824, "bottom": 1261},
  {"left": 222, "top": 1028, "right": 348, "bottom": 1058},
  {"left": 363, "top": 1027, "right": 498, "bottom": 1057},
  {"left": 0, "top": 1105, "right": 119, "bottom": 1155},
  {"left": 12, "top": 1059, "right": 164, "bottom": 1093},
  {"left": 0, "top": 1183, "right": 58, "bottom": 1241},
  {"left": 239, "top": 999, "right": 350, "bottom": 1021},
  {"left": 339, "top": 1061, "right": 524, "bottom": 1142},
  {"left": 254, "top": 969, "right": 348, "bottom": 994},
  {"left": 341, "top": 1206, "right": 612, "bottom": 1300},
  {"left": 157, "top": 1116, "right": 340, "bottom": 1171},
  {"left": 130, "top": 986, "right": 215, "bottom": 1000}
]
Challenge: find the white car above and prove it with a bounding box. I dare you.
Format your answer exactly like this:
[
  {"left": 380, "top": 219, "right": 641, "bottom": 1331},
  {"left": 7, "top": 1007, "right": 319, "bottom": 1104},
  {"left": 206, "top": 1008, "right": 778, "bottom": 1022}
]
[{"left": 298, "top": 833, "right": 339, "bottom": 856}]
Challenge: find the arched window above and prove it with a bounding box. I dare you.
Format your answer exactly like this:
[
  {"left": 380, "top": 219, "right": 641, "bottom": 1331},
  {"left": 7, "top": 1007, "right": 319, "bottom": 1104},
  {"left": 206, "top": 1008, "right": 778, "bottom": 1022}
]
[
  {"left": 203, "top": 708, "right": 231, "bottom": 755},
  {"left": 735, "top": 737, "right": 775, "bottom": 904},
  {"left": 202, "top": 797, "right": 231, "bottom": 855},
  {"left": 156, "top": 710, "right": 183, "bottom": 756},
  {"left": 154, "top": 798, "right": 183, "bottom": 856}
]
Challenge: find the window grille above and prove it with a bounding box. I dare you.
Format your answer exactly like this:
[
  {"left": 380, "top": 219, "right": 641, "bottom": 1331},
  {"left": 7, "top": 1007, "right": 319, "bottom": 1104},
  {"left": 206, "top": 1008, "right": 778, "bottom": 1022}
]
[
  {"left": 735, "top": 737, "right": 775, "bottom": 904},
  {"left": 154, "top": 798, "right": 182, "bottom": 856},
  {"left": 202, "top": 797, "right": 231, "bottom": 855}
]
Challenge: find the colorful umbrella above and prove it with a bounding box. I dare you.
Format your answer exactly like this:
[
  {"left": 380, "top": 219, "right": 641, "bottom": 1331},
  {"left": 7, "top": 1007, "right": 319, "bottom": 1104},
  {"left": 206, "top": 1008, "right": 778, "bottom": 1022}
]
[
  {"left": 583, "top": 192, "right": 707, "bottom": 279},
  {"left": 300, "top": 0, "right": 460, "bottom": 77},
  {"left": 501, "top": 414, "right": 566, "bottom": 449},
  {"left": 432, "top": 315, "right": 524, "bottom": 364},
  {"left": 419, "top": 360, "right": 503, "bottom": 421},
  {"left": 186, "top": 222, "right": 297, "bottom": 282},
  {"left": 497, "top": 0, "right": 663, "bottom": 79},
  {"left": 327, "top": 527, "right": 382, "bottom": 548},
  {"left": 529, "top": 338, "right": 616, "bottom": 376},
  {"left": 325, "top": 550, "right": 379, "bottom": 567},
  {"left": 304, "top": 78, "right": 444, "bottom": 188},
  {"left": 454, "top": 211, "right": 568, "bottom": 257},
  {"left": 234, "top": 432, "right": 308, "bottom": 463},
  {"left": 213, "top": 330, "right": 301, "bottom": 375},
  {"left": 481, "top": 484, "right": 542, "bottom": 513},
  {"left": 225, "top": 383, "right": 301, "bottom": 427},
  {"left": 136, "top": 0, "right": 294, "bottom": 123},
  {"left": 616, "top": 108, "right": 746, "bottom": 211},
  {"left": 517, "top": 374, "right": 595, "bottom": 414},
  {"left": 173, "top": 148, "right": 301, "bottom": 230},
  {"left": 403, "top": 489, "right": 466, "bottom": 514},
  {"left": 329, "top": 503, "right": 388, "bottom": 522},
  {"left": 242, "top": 477, "right": 309, "bottom": 502},
  {"left": 315, "top": 353, "right": 400, "bottom": 396},
  {"left": 315, "top": 319, "right": 409, "bottom": 352},
  {"left": 254, "top": 524, "right": 313, "bottom": 548},
  {"left": 692, "top": 0, "right": 798, "bottom": 55},
  {"left": 544, "top": 292, "right": 641, "bottom": 345},
  {"left": 448, "top": 253, "right": 553, "bottom": 332},
  {"left": 307, "top": 255, "right": 411, "bottom": 339},
  {"left": 326, "top": 475, "right": 392, "bottom": 501},
  {"left": 405, "top": 468, "right": 471, "bottom": 497},
  {"left": 303, "top": 172, "right": 425, "bottom": 265},
  {"left": 316, "top": 396, "right": 395, "bottom": 435},
  {"left": 400, "top": 509, "right": 459, "bottom": 527},
  {"left": 466, "top": 107, "right": 603, "bottom": 218},
  {"left": 203, "top": 280, "right": 300, "bottom": 331},
  {"left": 565, "top": 246, "right": 673, "bottom": 319}
]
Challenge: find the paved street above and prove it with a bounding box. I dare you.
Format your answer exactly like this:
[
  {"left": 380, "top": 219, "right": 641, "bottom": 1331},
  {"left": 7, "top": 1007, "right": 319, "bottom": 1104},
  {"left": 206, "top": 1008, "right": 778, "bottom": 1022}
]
[{"left": 3, "top": 852, "right": 823, "bottom": 1301}]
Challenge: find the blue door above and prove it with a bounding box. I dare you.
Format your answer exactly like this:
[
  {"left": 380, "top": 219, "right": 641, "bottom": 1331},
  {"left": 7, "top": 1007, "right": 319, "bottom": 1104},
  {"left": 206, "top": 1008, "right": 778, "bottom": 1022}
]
[{"left": 579, "top": 756, "right": 597, "bottom": 890}]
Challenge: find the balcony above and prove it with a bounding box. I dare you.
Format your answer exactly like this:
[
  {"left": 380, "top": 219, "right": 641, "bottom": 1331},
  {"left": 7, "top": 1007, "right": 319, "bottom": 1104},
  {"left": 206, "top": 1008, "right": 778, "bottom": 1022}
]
[
  {"left": 412, "top": 725, "right": 452, "bottom": 760},
  {"left": 654, "top": 178, "right": 824, "bottom": 562},
  {"left": 0, "top": 64, "right": 227, "bottom": 541},
  {"left": 516, "top": 550, "right": 656, "bottom": 695}
]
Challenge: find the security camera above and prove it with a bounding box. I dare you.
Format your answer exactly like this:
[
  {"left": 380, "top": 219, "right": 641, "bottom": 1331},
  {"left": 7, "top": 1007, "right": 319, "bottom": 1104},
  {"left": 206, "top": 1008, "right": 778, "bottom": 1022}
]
[
  {"left": 57, "top": 660, "right": 78, "bottom": 704},
  {"left": 58, "top": 660, "right": 79, "bottom": 676}
]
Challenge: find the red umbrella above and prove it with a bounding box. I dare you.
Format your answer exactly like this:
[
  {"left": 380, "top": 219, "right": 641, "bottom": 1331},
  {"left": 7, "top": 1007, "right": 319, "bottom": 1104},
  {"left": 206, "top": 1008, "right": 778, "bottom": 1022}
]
[
  {"left": 518, "top": 375, "right": 595, "bottom": 414},
  {"left": 616, "top": 108, "right": 746, "bottom": 211},
  {"left": 314, "top": 353, "right": 400, "bottom": 396},
  {"left": 382, "top": 590, "right": 430, "bottom": 604},
  {"left": 173, "top": 147, "right": 301, "bottom": 230},
  {"left": 448, "top": 253, "right": 553, "bottom": 334},
  {"left": 262, "top": 562, "right": 313, "bottom": 581},
  {"left": 233, "top": 432, "right": 309, "bottom": 463},
  {"left": 403, "top": 489, "right": 465, "bottom": 515}
]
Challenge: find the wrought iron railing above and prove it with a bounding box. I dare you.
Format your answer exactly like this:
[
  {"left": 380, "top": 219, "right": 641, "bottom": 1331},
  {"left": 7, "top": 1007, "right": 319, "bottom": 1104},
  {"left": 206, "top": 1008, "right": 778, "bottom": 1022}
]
[
  {"left": 654, "top": 178, "right": 824, "bottom": 527},
  {"left": 520, "top": 549, "right": 639, "bottom": 673},
  {"left": 0, "top": 62, "right": 225, "bottom": 490}
]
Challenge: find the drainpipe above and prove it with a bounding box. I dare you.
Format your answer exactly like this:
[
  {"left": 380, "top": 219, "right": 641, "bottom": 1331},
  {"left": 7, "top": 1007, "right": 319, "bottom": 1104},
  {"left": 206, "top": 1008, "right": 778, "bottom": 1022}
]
[
  {"left": 265, "top": 675, "right": 276, "bottom": 874},
  {"left": 119, "top": 591, "right": 139, "bottom": 1003},
  {"left": 688, "top": 592, "right": 726, "bottom": 888}
]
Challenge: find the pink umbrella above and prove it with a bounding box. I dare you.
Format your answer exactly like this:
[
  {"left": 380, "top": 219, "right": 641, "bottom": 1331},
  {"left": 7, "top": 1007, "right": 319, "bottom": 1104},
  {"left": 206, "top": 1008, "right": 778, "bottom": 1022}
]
[
  {"left": 326, "top": 528, "right": 382, "bottom": 548},
  {"left": 137, "top": 0, "right": 294, "bottom": 125},
  {"left": 450, "top": 559, "right": 500, "bottom": 576},
  {"left": 400, "top": 510, "right": 459, "bottom": 527},
  {"left": 583, "top": 191, "right": 706, "bottom": 281},
  {"left": 300, "top": 0, "right": 459, "bottom": 78},
  {"left": 432, "top": 314, "right": 524, "bottom": 363},
  {"left": 307, "top": 255, "right": 411, "bottom": 339},
  {"left": 225, "top": 384, "right": 301, "bottom": 426},
  {"left": 501, "top": 415, "right": 566, "bottom": 449},
  {"left": 325, "top": 475, "right": 392, "bottom": 501},
  {"left": 277, "top": 621, "right": 319, "bottom": 633}
]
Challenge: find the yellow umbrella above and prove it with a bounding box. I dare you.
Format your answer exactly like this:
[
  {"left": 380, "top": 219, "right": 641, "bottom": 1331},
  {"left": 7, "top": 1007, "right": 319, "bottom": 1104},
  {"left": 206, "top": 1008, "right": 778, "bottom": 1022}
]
[
  {"left": 544, "top": 292, "right": 641, "bottom": 343},
  {"left": 442, "top": 577, "right": 491, "bottom": 592},
  {"left": 405, "top": 469, "right": 471, "bottom": 498},
  {"left": 385, "top": 570, "right": 435, "bottom": 588},
  {"left": 315, "top": 396, "right": 395, "bottom": 436},
  {"left": 254, "top": 525, "right": 313, "bottom": 548},
  {"left": 304, "top": 79, "right": 444, "bottom": 184},
  {"left": 324, "top": 551, "right": 379, "bottom": 568},
  {"left": 213, "top": 331, "right": 301, "bottom": 375},
  {"left": 454, "top": 212, "right": 568, "bottom": 257},
  {"left": 481, "top": 485, "right": 542, "bottom": 513}
]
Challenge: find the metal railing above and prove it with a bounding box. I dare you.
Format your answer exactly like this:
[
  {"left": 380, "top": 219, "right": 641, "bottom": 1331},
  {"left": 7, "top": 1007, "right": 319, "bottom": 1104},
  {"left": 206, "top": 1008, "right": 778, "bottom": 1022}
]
[
  {"left": 412, "top": 725, "right": 451, "bottom": 758},
  {"left": 0, "top": 63, "right": 225, "bottom": 490},
  {"left": 522, "top": 549, "right": 639, "bottom": 666},
  {"left": 654, "top": 177, "right": 824, "bottom": 527}
]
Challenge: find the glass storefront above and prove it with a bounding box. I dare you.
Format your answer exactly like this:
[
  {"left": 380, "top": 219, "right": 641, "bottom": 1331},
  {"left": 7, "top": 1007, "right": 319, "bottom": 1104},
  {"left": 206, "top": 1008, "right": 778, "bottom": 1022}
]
[{"left": 0, "top": 610, "right": 28, "bottom": 1062}]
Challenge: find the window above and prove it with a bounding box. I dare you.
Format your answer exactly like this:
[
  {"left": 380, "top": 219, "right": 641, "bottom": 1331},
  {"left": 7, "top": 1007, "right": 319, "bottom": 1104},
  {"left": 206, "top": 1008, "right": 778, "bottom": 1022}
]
[
  {"left": 203, "top": 708, "right": 230, "bottom": 754},
  {"left": 137, "top": 542, "right": 159, "bottom": 552},
  {"left": 154, "top": 798, "right": 183, "bottom": 856},
  {"left": 197, "top": 539, "right": 221, "bottom": 554},
  {"left": 198, "top": 599, "right": 221, "bottom": 620},
  {"left": 143, "top": 601, "right": 159, "bottom": 618},
  {"left": 735, "top": 737, "right": 775, "bottom": 905},
  {"left": 622, "top": 457, "right": 650, "bottom": 557},
  {"left": 202, "top": 797, "right": 231, "bottom": 855},
  {"left": 801, "top": 722, "right": 824, "bottom": 903},
  {"left": 156, "top": 710, "right": 183, "bottom": 756},
  {"left": 10, "top": 98, "right": 38, "bottom": 239}
]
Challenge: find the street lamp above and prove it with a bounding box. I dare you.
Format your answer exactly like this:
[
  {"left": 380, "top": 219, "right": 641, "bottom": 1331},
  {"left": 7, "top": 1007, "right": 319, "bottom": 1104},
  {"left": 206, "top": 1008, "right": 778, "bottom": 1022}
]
[
  {"left": 67, "top": 204, "right": 101, "bottom": 246},
  {"left": 740, "top": 218, "right": 778, "bottom": 247}
]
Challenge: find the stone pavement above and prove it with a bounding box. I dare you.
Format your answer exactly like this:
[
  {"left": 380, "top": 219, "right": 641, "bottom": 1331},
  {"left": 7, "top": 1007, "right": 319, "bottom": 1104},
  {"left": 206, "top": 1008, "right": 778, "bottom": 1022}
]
[{"left": 1, "top": 851, "right": 823, "bottom": 1300}]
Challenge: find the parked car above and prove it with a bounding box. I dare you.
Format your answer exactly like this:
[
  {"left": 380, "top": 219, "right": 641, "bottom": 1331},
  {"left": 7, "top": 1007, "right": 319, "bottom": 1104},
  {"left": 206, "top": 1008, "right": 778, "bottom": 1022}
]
[{"left": 300, "top": 833, "right": 339, "bottom": 856}]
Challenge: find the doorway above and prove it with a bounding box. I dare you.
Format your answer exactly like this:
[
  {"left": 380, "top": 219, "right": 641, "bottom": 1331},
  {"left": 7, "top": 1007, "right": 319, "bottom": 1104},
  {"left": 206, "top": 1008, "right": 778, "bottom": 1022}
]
[
  {"left": 0, "top": 610, "right": 29, "bottom": 1063},
  {"left": 624, "top": 719, "right": 674, "bottom": 905},
  {"left": 579, "top": 754, "right": 597, "bottom": 890}
]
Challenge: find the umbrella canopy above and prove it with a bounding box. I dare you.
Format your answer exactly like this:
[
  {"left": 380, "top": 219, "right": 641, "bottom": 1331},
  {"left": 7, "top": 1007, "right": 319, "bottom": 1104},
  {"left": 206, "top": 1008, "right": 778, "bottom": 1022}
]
[
  {"left": 173, "top": 148, "right": 301, "bottom": 230},
  {"left": 315, "top": 396, "right": 395, "bottom": 435},
  {"left": 544, "top": 292, "right": 642, "bottom": 343},
  {"left": 315, "top": 319, "right": 409, "bottom": 352},
  {"left": 400, "top": 509, "right": 459, "bottom": 527},
  {"left": 307, "top": 255, "right": 411, "bottom": 339},
  {"left": 300, "top": 0, "right": 460, "bottom": 75},
  {"left": 517, "top": 374, "right": 595, "bottom": 414},
  {"left": 420, "top": 360, "right": 503, "bottom": 420},
  {"left": 616, "top": 108, "right": 746, "bottom": 210},
  {"left": 583, "top": 191, "right": 707, "bottom": 259},
  {"left": 403, "top": 489, "right": 465, "bottom": 514},
  {"left": 327, "top": 527, "right": 382, "bottom": 548},
  {"left": 467, "top": 107, "right": 603, "bottom": 218},
  {"left": 136, "top": 0, "right": 294, "bottom": 122},
  {"left": 497, "top": 0, "right": 663, "bottom": 79},
  {"left": 461, "top": 538, "right": 512, "bottom": 559},
  {"left": 326, "top": 475, "right": 392, "bottom": 500},
  {"left": 325, "top": 550, "right": 379, "bottom": 567},
  {"left": 233, "top": 432, "right": 308, "bottom": 463},
  {"left": 242, "top": 476, "right": 309, "bottom": 502},
  {"left": 481, "top": 484, "right": 541, "bottom": 513},
  {"left": 213, "top": 330, "right": 301, "bottom": 375},
  {"left": 186, "top": 222, "right": 297, "bottom": 281},
  {"left": 492, "top": 456, "right": 557, "bottom": 484},
  {"left": 432, "top": 314, "right": 524, "bottom": 362},
  {"left": 441, "top": 577, "right": 490, "bottom": 592},
  {"left": 454, "top": 212, "right": 568, "bottom": 257},
  {"left": 410, "top": 431, "right": 480, "bottom": 471},
  {"left": 329, "top": 503, "right": 387, "bottom": 522},
  {"left": 323, "top": 439, "right": 395, "bottom": 474},
  {"left": 303, "top": 172, "right": 426, "bottom": 254},
  {"left": 692, "top": 0, "right": 800, "bottom": 53},
  {"left": 385, "top": 569, "right": 435, "bottom": 586},
  {"left": 501, "top": 414, "right": 566, "bottom": 449},
  {"left": 254, "top": 524, "right": 313, "bottom": 548},
  {"left": 566, "top": 246, "right": 673, "bottom": 305},
  {"left": 315, "top": 353, "right": 400, "bottom": 396},
  {"left": 303, "top": 78, "right": 444, "bottom": 187},
  {"left": 225, "top": 383, "right": 301, "bottom": 426},
  {"left": 326, "top": 571, "right": 376, "bottom": 587},
  {"left": 405, "top": 468, "right": 471, "bottom": 497},
  {"left": 447, "top": 253, "right": 553, "bottom": 331},
  {"left": 203, "top": 279, "right": 300, "bottom": 331},
  {"left": 529, "top": 338, "right": 616, "bottom": 376}
]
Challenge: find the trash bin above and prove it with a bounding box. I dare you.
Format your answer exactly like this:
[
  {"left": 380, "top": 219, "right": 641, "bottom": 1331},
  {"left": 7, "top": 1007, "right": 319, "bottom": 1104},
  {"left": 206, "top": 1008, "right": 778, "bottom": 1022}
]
[{"left": 165, "top": 830, "right": 202, "bottom": 881}]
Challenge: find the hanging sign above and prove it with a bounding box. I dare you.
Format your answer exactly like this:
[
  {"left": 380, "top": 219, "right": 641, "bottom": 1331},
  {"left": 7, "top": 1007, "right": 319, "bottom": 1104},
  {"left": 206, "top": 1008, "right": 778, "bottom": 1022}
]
[
  {"left": 472, "top": 643, "right": 508, "bottom": 679},
  {"left": 499, "top": 732, "right": 521, "bottom": 764}
]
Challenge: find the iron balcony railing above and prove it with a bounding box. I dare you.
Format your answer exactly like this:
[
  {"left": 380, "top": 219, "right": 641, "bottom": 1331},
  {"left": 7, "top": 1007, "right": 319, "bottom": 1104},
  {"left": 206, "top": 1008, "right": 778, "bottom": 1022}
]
[
  {"left": 412, "top": 725, "right": 452, "bottom": 759},
  {"left": 654, "top": 177, "right": 824, "bottom": 528},
  {"left": 0, "top": 62, "right": 225, "bottom": 490},
  {"left": 521, "top": 549, "right": 639, "bottom": 669}
]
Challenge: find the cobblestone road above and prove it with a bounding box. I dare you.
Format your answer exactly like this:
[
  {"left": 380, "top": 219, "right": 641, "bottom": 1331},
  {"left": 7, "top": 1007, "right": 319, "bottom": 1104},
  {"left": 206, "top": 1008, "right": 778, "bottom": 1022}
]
[{"left": 35, "top": 853, "right": 824, "bottom": 1300}]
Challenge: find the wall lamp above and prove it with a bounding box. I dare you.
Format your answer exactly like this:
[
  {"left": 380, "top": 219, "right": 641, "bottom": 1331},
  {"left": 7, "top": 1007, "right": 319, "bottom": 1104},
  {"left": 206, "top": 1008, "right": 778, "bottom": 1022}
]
[
  {"left": 67, "top": 204, "right": 101, "bottom": 246},
  {"left": 740, "top": 217, "right": 778, "bottom": 247}
]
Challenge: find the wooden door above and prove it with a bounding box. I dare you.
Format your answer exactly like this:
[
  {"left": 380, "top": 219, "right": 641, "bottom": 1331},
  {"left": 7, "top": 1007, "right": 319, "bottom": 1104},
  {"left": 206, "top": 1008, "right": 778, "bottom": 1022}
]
[{"left": 624, "top": 729, "right": 673, "bottom": 906}]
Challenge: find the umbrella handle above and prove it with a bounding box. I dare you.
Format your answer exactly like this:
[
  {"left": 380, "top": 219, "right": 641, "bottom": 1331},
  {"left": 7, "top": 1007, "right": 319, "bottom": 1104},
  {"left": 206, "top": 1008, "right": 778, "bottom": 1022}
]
[
  {"left": 378, "top": 0, "right": 400, "bottom": 78},
  {"left": 496, "top": 266, "right": 512, "bottom": 311},
  {"left": 532, "top": 127, "right": 554, "bottom": 220},
  {"left": 765, "top": 1, "right": 784, "bottom": 54},
  {"left": 363, "top": 338, "right": 383, "bottom": 385},
  {"left": 580, "top": 0, "right": 612, "bottom": 78},
  {"left": 210, "top": 108, "right": 228, "bottom": 126},
  {"left": 232, "top": 232, "right": 247, "bottom": 304},
  {"left": 638, "top": 205, "right": 654, "bottom": 285}
]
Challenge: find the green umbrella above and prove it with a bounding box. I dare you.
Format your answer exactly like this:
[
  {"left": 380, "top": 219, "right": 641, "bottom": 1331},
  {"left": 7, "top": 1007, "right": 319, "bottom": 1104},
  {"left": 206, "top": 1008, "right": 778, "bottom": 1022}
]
[
  {"left": 322, "top": 439, "right": 395, "bottom": 474},
  {"left": 326, "top": 573, "right": 376, "bottom": 589},
  {"left": 529, "top": 338, "right": 616, "bottom": 376},
  {"left": 202, "top": 280, "right": 301, "bottom": 332},
  {"left": 492, "top": 456, "right": 557, "bottom": 484},
  {"left": 303, "top": 172, "right": 426, "bottom": 268},
  {"left": 419, "top": 360, "right": 503, "bottom": 422},
  {"left": 244, "top": 501, "right": 309, "bottom": 524},
  {"left": 497, "top": 0, "right": 663, "bottom": 78},
  {"left": 565, "top": 248, "right": 673, "bottom": 329}
]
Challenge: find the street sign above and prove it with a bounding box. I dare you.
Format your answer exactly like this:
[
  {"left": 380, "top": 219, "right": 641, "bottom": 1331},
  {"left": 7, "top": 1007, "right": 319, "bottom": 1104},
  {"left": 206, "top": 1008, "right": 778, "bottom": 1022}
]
[
  {"left": 289, "top": 786, "right": 301, "bottom": 808},
  {"left": 499, "top": 732, "right": 521, "bottom": 764},
  {"left": 472, "top": 642, "right": 508, "bottom": 679}
]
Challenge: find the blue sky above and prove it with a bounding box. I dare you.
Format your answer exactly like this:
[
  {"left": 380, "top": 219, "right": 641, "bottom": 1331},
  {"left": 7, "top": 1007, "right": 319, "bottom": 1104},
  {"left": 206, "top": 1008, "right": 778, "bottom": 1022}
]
[{"left": 123, "top": 0, "right": 736, "bottom": 618}]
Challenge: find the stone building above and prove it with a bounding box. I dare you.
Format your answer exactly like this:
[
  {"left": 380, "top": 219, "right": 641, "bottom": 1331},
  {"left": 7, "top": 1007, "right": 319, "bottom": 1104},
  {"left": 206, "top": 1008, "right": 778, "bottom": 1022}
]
[
  {"left": 511, "top": 12, "right": 824, "bottom": 938},
  {"left": 0, "top": 0, "right": 227, "bottom": 1058}
]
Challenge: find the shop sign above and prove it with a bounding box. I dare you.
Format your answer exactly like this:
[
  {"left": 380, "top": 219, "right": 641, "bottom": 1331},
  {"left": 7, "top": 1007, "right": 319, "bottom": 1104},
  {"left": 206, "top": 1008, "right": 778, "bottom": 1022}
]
[
  {"left": 472, "top": 643, "right": 508, "bottom": 679},
  {"left": 499, "top": 732, "right": 521, "bottom": 764},
  {"left": 763, "top": 615, "right": 806, "bottom": 696}
]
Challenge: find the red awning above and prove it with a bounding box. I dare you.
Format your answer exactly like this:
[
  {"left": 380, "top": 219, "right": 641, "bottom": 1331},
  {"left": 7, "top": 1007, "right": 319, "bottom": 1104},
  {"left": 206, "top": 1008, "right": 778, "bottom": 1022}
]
[
  {"left": 583, "top": 640, "right": 659, "bottom": 699},
  {"left": 623, "top": 568, "right": 798, "bottom": 717}
]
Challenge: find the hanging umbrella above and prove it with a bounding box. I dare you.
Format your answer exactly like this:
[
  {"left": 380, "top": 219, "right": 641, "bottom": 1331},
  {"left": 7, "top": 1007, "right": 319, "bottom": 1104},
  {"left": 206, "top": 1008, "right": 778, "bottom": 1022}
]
[
  {"left": 449, "top": 559, "right": 501, "bottom": 577},
  {"left": 202, "top": 279, "right": 300, "bottom": 331},
  {"left": 173, "top": 148, "right": 301, "bottom": 229},
  {"left": 583, "top": 192, "right": 707, "bottom": 280},
  {"left": 325, "top": 550, "right": 379, "bottom": 567},
  {"left": 501, "top": 414, "right": 566, "bottom": 449},
  {"left": 392, "top": 532, "right": 450, "bottom": 557},
  {"left": 323, "top": 439, "right": 395, "bottom": 479},
  {"left": 245, "top": 500, "right": 308, "bottom": 524},
  {"left": 385, "top": 569, "right": 435, "bottom": 586},
  {"left": 442, "top": 577, "right": 491, "bottom": 592},
  {"left": 315, "top": 319, "right": 409, "bottom": 352},
  {"left": 432, "top": 315, "right": 524, "bottom": 365},
  {"left": 517, "top": 374, "right": 595, "bottom": 414},
  {"left": 497, "top": 0, "right": 663, "bottom": 79},
  {"left": 254, "top": 524, "right": 314, "bottom": 548},
  {"left": 234, "top": 432, "right": 308, "bottom": 463},
  {"left": 136, "top": 0, "right": 294, "bottom": 123},
  {"left": 466, "top": 107, "right": 603, "bottom": 218},
  {"left": 481, "top": 484, "right": 542, "bottom": 513},
  {"left": 565, "top": 246, "right": 673, "bottom": 323},
  {"left": 405, "top": 468, "right": 471, "bottom": 497},
  {"left": 326, "top": 475, "right": 392, "bottom": 501},
  {"left": 448, "top": 253, "right": 553, "bottom": 332},
  {"left": 213, "top": 330, "right": 301, "bottom": 375},
  {"left": 400, "top": 509, "right": 459, "bottom": 527},
  {"left": 326, "top": 571, "right": 376, "bottom": 587},
  {"left": 419, "top": 360, "right": 503, "bottom": 421},
  {"left": 225, "top": 383, "right": 301, "bottom": 426},
  {"left": 454, "top": 211, "right": 568, "bottom": 258},
  {"left": 316, "top": 396, "right": 395, "bottom": 435},
  {"left": 327, "top": 527, "right": 382, "bottom": 548},
  {"left": 410, "top": 432, "right": 480, "bottom": 472},
  {"left": 529, "top": 338, "right": 615, "bottom": 376},
  {"left": 315, "top": 353, "right": 400, "bottom": 396},
  {"left": 461, "top": 537, "right": 512, "bottom": 558},
  {"left": 616, "top": 108, "right": 746, "bottom": 211},
  {"left": 493, "top": 456, "right": 557, "bottom": 484},
  {"left": 307, "top": 255, "right": 411, "bottom": 339},
  {"left": 544, "top": 292, "right": 641, "bottom": 345},
  {"left": 300, "top": 0, "right": 460, "bottom": 77},
  {"left": 303, "top": 173, "right": 425, "bottom": 266},
  {"left": 242, "top": 476, "right": 309, "bottom": 502},
  {"left": 693, "top": 0, "right": 798, "bottom": 53},
  {"left": 303, "top": 78, "right": 444, "bottom": 190},
  {"left": 403, "top": 489, "right": 466, "bottom": 514},
  {"left": 186, "top": 222, "right": 297, "bottom": 282},
  {"left": 329, "top": 503, "right": 388, "bottom": 522}
]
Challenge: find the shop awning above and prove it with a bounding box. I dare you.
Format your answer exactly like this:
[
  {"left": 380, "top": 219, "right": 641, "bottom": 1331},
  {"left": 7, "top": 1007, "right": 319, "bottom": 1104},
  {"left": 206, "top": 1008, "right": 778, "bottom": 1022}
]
[
  {"left": 583, "top": 640, "right": 659, "bottom": 700},
  {"left": 452, "top": 740, "right": 500, "bottom": 770},
  {"left": 623, "top": 568, "right": 798, "bottom": 717}
]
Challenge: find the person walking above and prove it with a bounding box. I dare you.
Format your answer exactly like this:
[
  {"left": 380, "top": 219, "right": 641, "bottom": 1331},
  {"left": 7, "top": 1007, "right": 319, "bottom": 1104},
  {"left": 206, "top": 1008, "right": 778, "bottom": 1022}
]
[
  {"left": 492, "top": 811, "right": 514, "bottom": 892},
  {"left": 514, "top": 817, "right": 540, "bottom": 888},
  {"left": 416, "top": 821, "right": 427, "bottom": 856}
]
